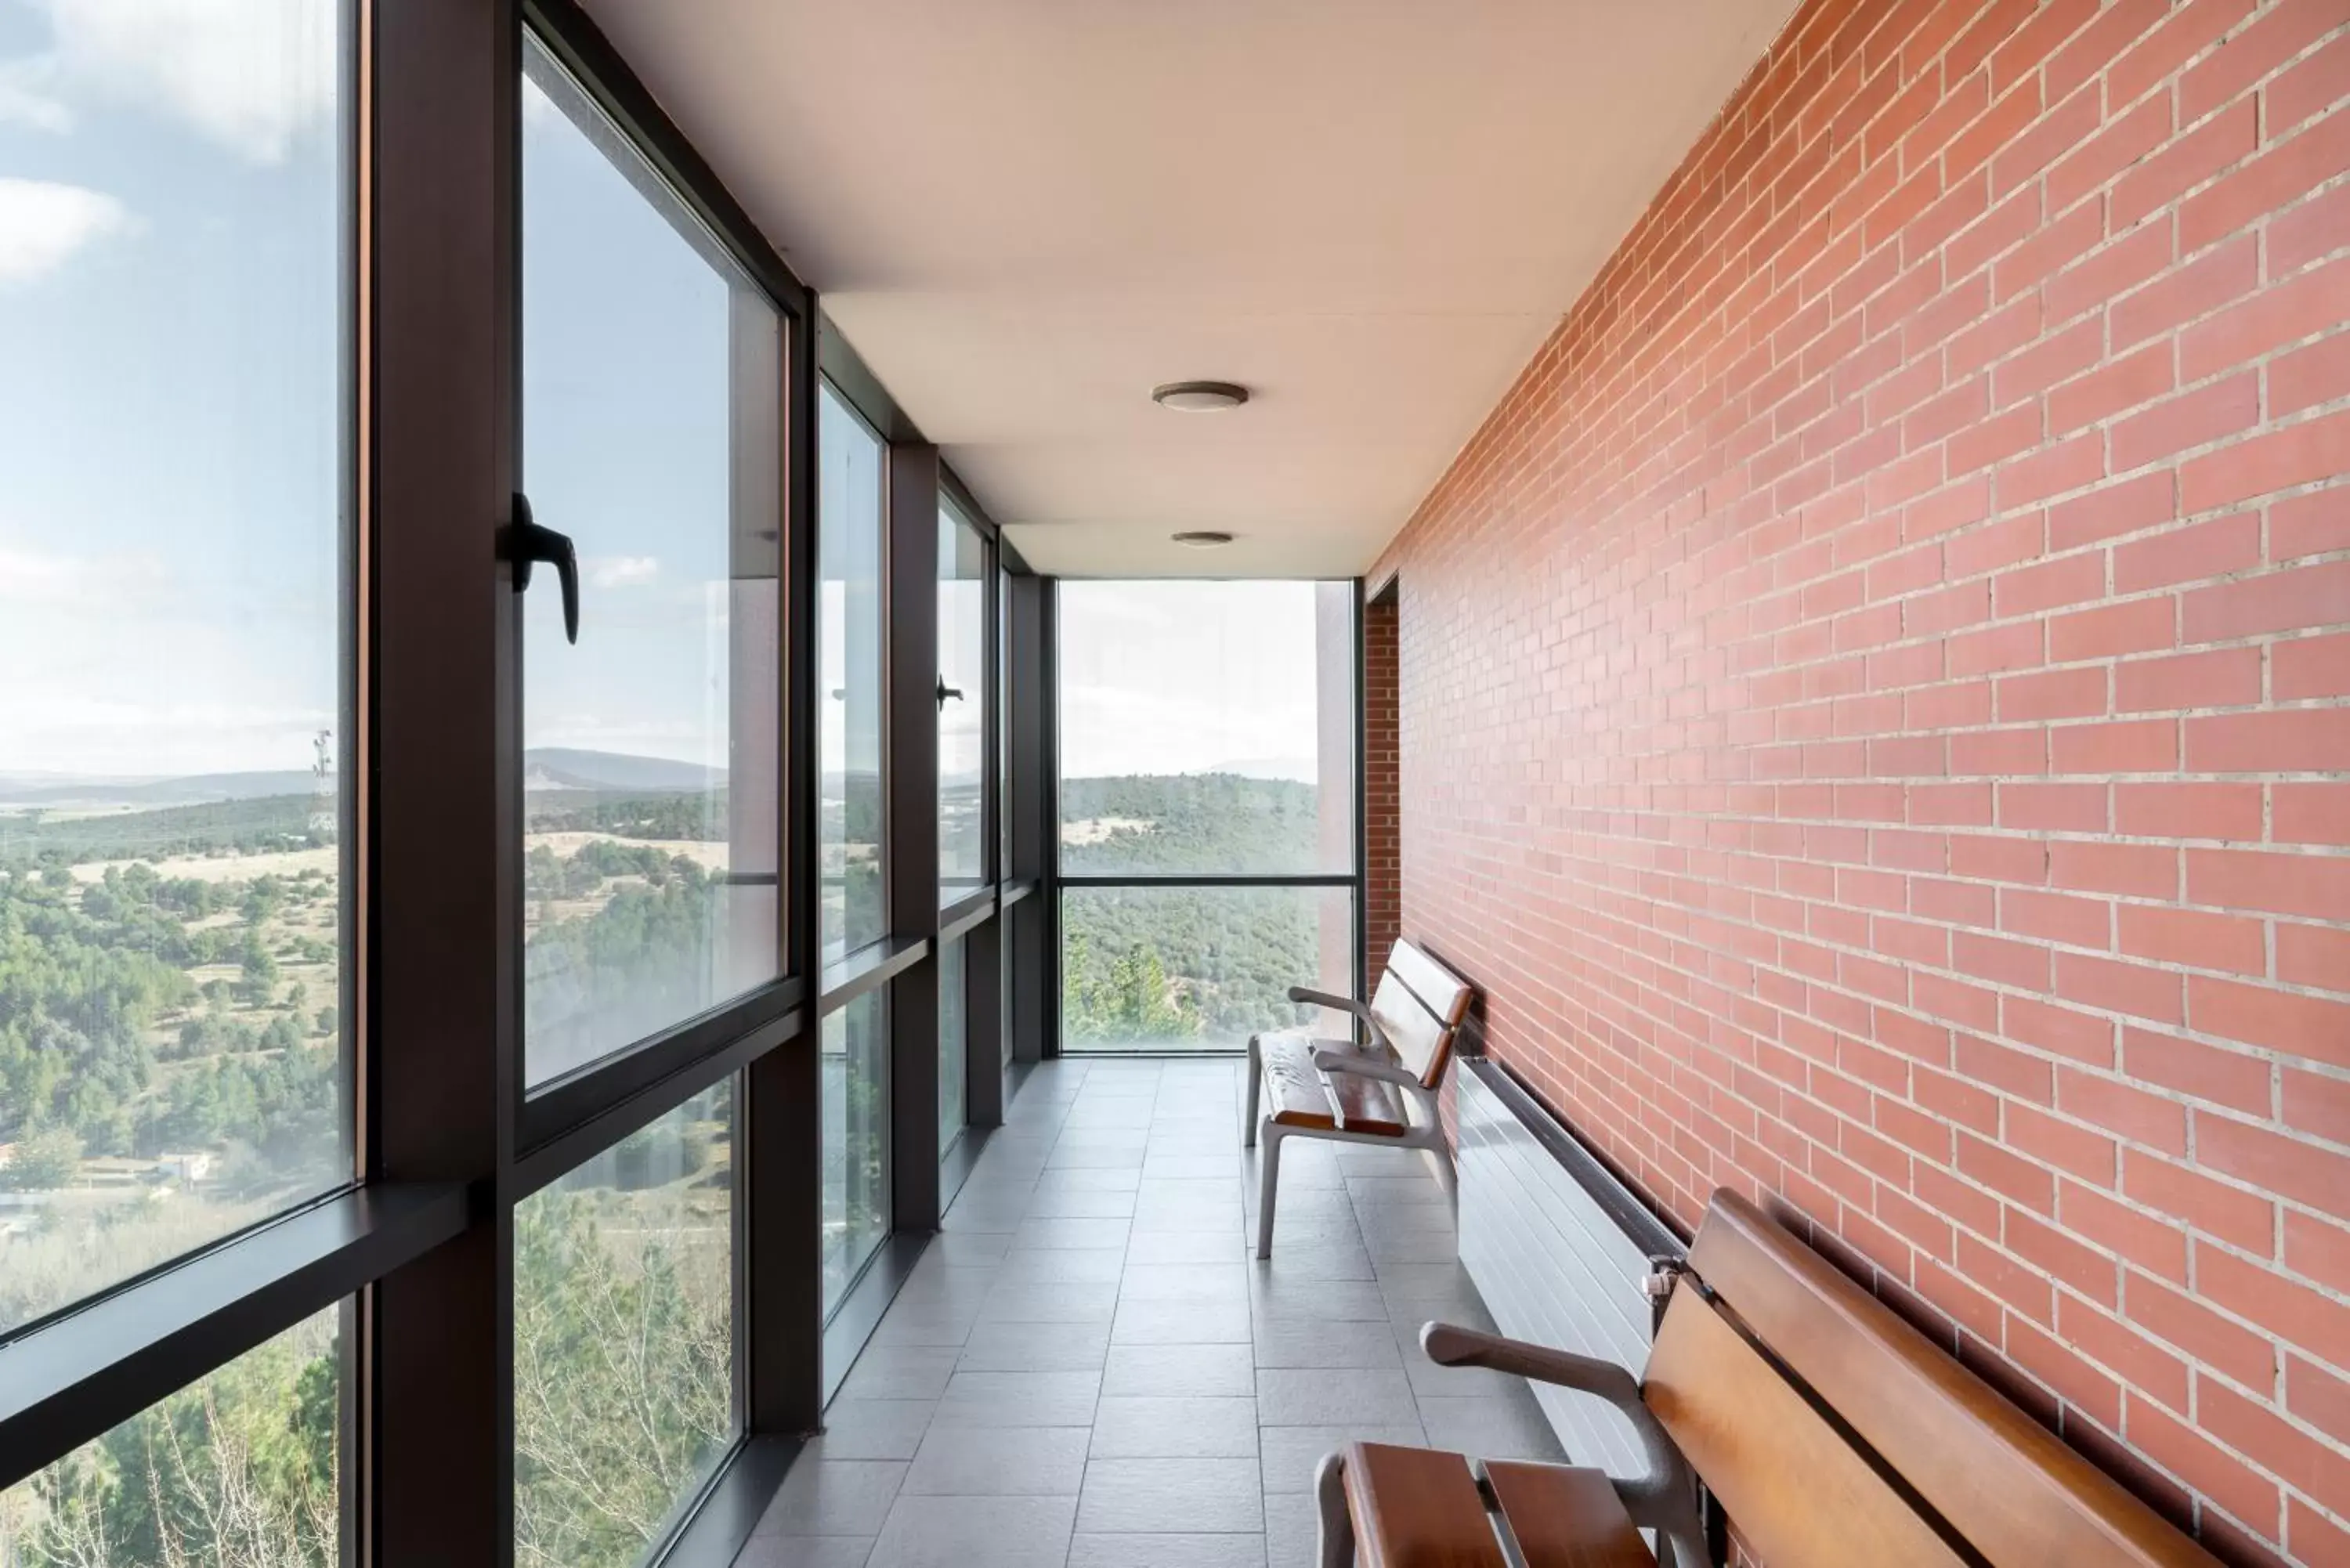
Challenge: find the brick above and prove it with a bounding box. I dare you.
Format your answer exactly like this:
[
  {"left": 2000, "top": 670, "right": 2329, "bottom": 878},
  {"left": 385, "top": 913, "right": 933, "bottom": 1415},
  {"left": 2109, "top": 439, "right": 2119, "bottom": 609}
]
[
  {"left": 1997, "top": 781, "right": 2108, "bottom": 833},
  {"left": 2107, "top": 233, "right": 2254, "bottom": 351},
  {"left": 2118, "top": 648, "right": 2262, "bottom": 714},
  {"left": 2059, "top": 1064, "right": 2189, "bottom": 1152},
  {"left": 2124, "top": 1151, "right": 2277, "bottom": 1252},
  {"left": 2110, "top": 98, "right": 2258, "bottom": 233},
  {"left": 2180, "top": 255, "right": 2350, "bottom": 381},
  {"left": 2285, "top": 1210, "right": 2350, "bottom": 1295},
  {"left": 2190, "top": 976, "right": 2350, "bottom": 1069},
  {"left": 2283, "top": 1067, "right": 2350, "bottom": 1147},
  {"left": 2117, "top": 904, "right": 2268, "bottom": 977},
  {"left": 2124, "top": 1025, "right": 2273, "bottom": 1118},
  {"left": 2200, "top": 1375, "right": 2350, "bottom": 1512},
  {"left": 2048, "top": 718, "right": 2179, "bottom": 775},
  {"left": 2113, "top": 782, "right": 2263, "bottom": 840},
  {"left": 2049, "top": 595, "right": 2175, "bottom": 661},
  {"left": 2058, "top": 949, "right": 2187, "bottom": 1026},
  {"left": 2110, "top": 511, "right": 2261, "bottom": 594},
  {"left": 2187, "top": 709, "right": 2350, "bottom": 773},
  {"left": 2271, "top": 485, "right": 2350, "bottom": 562},
  {"left": 2276, "top": 921, "right": 2350, "bottom": 993},
  {"left": 2189, "top": 847, "right": 2350, "bottom": 923},
  {"left": 2009, "top": 1100, "right": 2120, "bottom": 1186},
  {"left": 2197, "top": 1113, "right": 2350, "bottom": 1215},
  {"left": 2048, "top": 346, "right": 2175, "bottom": 439},
  {"left": 2180, "top": 63, "right": 2350, "bottom": 251},
  {"left": 2110, "top": 374, "right": 2261, "bottom": 472},
  {"left": 2124, "top": 1272, "right": 2277, "bottom": 1389},
  {"left": 2181, "top": 409, "right": 2350, "bottom": 515},
  {"left": 2272, "top": 632, "right": 2350, "bottom": 701}
]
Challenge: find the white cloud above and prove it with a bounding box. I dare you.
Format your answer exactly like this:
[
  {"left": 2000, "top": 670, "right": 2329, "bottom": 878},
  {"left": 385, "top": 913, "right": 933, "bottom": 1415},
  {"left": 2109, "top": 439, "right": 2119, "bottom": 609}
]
[
  {"left": 587, "top": 555, "right": 661, "bottom": 590},
  {"left": 30, "top": 0, "right": 336, "bottom": 164},
  {"left": 0, "top": 178, "right": 134, "bottom": 285},
  {"left": 0, "top": 53, "right": 68, "bottom": 132},
  {"left": 0, "top": 540, "right": 168, "bottom": 603}
]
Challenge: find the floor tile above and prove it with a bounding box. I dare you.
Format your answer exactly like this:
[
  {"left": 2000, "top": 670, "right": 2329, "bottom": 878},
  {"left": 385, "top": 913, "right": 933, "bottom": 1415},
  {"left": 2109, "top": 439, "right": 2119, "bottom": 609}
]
[
  {"left": 1112, "top": 1299, "right": 1254, "bottom": 1345},
  {"left": 1253, "top": 1368, "right": 1419, "bottom": 1426},
  {"left": 1119, "top": 1263, "right": 1251, "bottom": 1303},
  {"left": 1089, "top": 1396, "right": 1260, "bottom": 1458},
  {"left": 932, "top": 1369, "right": 1102, "bottom": 1428},
  {"left": 808, "top": 1400, "right": 938, "bottom": 1461},
  {"left": 1261, "top": 1492, "right": 1323, "bottom": 1568},
  {"left": 1250, "top": 1321, "right": 1402, "bottom": 1369},
  {"left": 1103, "top": 1342, "right": 1256, "bottom": 1397},
  {"left": 904, "top": 1425, "right": 1091, "bottom": 1495},
  {"left": 839, "top": 1344, "right": 961, "bottom": 1401},
  {"left": 866, "top": 1494, "right": 1078, "bottom": 1568},
  {"left": 1067, "top": 1534, "right": 1268, "bottom": 1567},
  {"left": 978, "top": 1281, "right": 1121, "bottom": 1324},
  {"left": 757, "top": 1460, "right": 907, "bottom": 1536},
  {"left": 1077, "top": 1458, "right": 1265, "bottom": 1534},
  {"left": 957, "top": 1321, "right": 1112, "bottom": 1372},
  {"left": 733, "top": 1537, "right": 875, "bottom": 1567}
]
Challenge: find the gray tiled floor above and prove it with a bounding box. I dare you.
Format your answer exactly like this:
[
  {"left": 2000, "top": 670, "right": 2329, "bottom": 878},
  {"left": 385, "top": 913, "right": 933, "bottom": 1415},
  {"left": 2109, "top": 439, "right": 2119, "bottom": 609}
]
[{"left": 738, "top": 1058, "right": 1562, "bottom": 1568}]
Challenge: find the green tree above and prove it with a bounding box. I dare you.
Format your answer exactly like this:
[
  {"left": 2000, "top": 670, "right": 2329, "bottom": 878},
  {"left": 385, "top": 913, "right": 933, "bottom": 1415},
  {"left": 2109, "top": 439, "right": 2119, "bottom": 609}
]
[{"left": 1, "top": 1126, "right": 81, "bottom": 1191}]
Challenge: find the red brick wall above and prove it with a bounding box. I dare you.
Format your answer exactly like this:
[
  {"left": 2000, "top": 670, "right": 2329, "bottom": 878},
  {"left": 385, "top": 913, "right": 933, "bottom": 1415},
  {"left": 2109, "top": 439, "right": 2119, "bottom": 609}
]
[
  {"left": 1371, "top": 1, "right": 2350, "bottom": 1561},
  {"left": 1365, "top": 592, "right": 1402, "bottom": 991}
]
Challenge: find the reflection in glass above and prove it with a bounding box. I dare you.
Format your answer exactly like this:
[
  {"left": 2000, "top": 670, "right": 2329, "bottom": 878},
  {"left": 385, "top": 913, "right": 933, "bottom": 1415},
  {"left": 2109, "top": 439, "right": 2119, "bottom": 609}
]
[
  {"left": 520, "top": 36, "right": 782, "bottom": 1086},
  {"left": 822, "top": 991, "right": 890, "bottom": 1311},
  {"left": 0, "top": 0, "right": 349, "bottom": 1334},
  {"left": 1057, "top": 581, "right": 1356, "bottom": 876},
  {"left": 819, "top": 385, "right": 886, "bottom": 963},
  {"left": 515, "top": 1082, "right": 736, "bottom": 1567},
  {"left": 1061, "top": 886, "right": 1356, "bottom": 1052},
  {"left": 938, "top": 939, "right": 967, "bottom": 1154},
  {"left": 0, "top": 1307, "right": 341, "bottom": 1563},
  {"left": 939, "top": 508, "right": 988, "bottom": 904}
]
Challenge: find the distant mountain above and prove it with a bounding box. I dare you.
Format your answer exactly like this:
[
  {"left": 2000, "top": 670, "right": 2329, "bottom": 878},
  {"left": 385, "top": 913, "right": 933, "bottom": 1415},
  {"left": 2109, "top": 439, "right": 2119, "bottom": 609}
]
[
  {"left": 1197, "top": 757, "right": 1319, "bottom": 784},
  {"left": 0, "top": 749, "right": 723, "bottom": 810},
  {"left": 0, "top": 771, "right": 319, "bottom": 807},
  {"left": 522, "top": 749, "right": 725, "bottom": 793}
]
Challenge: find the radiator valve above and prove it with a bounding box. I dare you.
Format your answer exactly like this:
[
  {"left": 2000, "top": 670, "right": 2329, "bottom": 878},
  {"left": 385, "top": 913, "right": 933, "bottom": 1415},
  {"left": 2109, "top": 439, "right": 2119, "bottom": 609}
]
[{"left": 1643, "top": 1256, "right": 1688, "bottom": 1306}]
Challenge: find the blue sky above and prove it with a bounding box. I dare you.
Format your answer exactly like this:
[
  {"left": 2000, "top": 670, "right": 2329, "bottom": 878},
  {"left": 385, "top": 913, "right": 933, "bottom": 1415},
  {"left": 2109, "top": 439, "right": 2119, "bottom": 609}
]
[{"left": 0, "top": 0, "right": 341, "bottom": 779}]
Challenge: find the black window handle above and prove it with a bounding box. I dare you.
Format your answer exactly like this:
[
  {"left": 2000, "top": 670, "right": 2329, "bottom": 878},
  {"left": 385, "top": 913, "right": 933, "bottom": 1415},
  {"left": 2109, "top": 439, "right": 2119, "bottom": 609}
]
[
  {"left": 936, "top": 679, "right": 964, "bottom": 707},
  {"left": 508, "top": 493, "right": 579, "bottom": 645}
]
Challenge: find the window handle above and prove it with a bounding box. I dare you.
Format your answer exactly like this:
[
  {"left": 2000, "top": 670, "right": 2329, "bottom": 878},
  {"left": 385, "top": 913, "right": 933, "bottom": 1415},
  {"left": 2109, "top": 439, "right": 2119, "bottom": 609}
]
[
  {"left": 507, "top": 493, "right": 579, "bottom": 645},
  {"left": 936, "top": 679, "right": 965, "bottom": 706}
]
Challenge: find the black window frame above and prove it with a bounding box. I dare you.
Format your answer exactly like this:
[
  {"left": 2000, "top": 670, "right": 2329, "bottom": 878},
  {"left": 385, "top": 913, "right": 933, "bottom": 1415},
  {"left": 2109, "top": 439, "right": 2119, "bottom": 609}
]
[{"left": 0, "top": 2, "right": 1053, "bottom": 1563}]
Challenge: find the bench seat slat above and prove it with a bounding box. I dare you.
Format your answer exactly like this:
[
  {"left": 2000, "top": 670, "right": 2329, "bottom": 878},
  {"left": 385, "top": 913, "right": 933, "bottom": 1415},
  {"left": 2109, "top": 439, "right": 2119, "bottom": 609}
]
[
  {"left": 1482, "top": 1463, "right": 1649, "bottom": 1568},
  {"left": 1263, "top": 1037, "right": 1406, "bottom": 1137},
  {"left": 1342, "top": 1443, "right": 1503, "bottom": 1568}
]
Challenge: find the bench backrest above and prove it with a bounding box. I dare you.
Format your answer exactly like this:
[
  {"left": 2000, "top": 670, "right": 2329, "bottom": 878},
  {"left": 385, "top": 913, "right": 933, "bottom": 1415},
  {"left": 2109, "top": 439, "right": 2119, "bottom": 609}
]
[
  {"left": 1647, "top": 1191, "right": 2222, "bottom": 1568},
  {"left": 1368, "top": 940, "right": 1473, "bottom": 1090}
]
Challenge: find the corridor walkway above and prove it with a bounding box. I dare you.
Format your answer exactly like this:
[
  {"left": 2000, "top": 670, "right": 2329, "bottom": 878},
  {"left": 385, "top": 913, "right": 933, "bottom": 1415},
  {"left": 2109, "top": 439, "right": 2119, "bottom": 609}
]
[{"left": 740, "top": 1056, "right": 1561, "bottom": 1566}]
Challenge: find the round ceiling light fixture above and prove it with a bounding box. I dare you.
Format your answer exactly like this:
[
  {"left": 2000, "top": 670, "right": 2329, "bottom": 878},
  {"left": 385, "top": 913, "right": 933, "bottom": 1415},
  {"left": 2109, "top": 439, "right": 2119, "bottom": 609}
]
[
  {"left": 1152, "top": 380, "right": 1249, "bottom": 412},
  {"left": 1171, "top": 530, "right": 1235, "bottom": 549}
]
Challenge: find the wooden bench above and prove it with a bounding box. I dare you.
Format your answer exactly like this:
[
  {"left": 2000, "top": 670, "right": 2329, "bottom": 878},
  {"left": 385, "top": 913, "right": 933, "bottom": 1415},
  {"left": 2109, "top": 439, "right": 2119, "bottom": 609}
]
[
  {"left": 1318, "top": 1188, "right": 2228, "bottom": 1568},
  {"left": 1243, "top": 939, "right": 1473, "bottom": 1259}
]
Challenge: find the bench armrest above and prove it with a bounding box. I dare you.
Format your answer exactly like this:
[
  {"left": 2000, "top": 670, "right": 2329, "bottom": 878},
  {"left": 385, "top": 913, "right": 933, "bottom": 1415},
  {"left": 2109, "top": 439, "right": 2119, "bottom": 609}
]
[
  {"left": 1312, "top": 1049, "right": 1420, "bottom": 1089},
  {"left": 1287, "top": 985, "right": 1372, "bottom": 1026},
  {"left": 1419, "top": 1322, "right": 1707, "bottom": 1568}
]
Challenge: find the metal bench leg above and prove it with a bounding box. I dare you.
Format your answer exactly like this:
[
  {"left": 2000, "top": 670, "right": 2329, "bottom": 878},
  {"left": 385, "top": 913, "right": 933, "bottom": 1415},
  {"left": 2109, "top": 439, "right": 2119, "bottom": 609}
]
[
  {"left": 1314, "top": 1451, "right": 1354, "bottom": 1567},
  {"left": 1242, "top": 1034, "right": 1263, "bottom": 1147},
  {"left": 1255, "top": 1122, "right": 1285, "bottom": 1259}
]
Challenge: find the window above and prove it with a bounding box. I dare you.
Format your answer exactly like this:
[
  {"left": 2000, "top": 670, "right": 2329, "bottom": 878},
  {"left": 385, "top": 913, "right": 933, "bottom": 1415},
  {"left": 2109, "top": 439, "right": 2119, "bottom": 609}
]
[
  {"left": 1056, "top": 581, "right": 1358, "bottom": 1053},
  {"left": 822, "top": 991, "right": 890, "bottom": 1312},
  {"left": 819, "top": 385, "right": 886, "bottom": 963},
  {"left": 519, "top": 34, "right": 783, "bottom": 1088},
  {"left": 1062, "top": 884, "right": 1354, "bottom": 1049},
  {"left": 515, "top": 1085, "right": 736, "bottom": 1567},
  {"left": 0, "top": 0, "right": 349, "bottom": 1332},
  {"left": 938, "top": 938, "right": 967, "bottom": 1152},
  {"left": 0, "top": 1308, "right": 342, "bottom": 1563},
  {"left": 1058, "top": 581, "right": 1355, "bottom": 876},
  {"left": 938, "top": 506, "right": 987, "bottom": 905}
]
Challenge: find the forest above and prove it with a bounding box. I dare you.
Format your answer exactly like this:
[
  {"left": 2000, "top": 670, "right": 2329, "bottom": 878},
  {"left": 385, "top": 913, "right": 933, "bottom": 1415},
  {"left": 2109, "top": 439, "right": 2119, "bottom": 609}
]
[
  {"left": 1059, "top": 773, "right": 1347, "bottom": 1047},
  {"left": 0, "top": 795, "right": 735, "bottom": 1568}
]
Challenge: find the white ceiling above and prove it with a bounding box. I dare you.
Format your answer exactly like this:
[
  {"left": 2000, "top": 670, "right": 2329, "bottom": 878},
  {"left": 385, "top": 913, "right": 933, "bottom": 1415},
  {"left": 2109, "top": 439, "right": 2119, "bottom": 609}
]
[{"left": 580, "top": 0, "right": 1795, "bottom": 577}]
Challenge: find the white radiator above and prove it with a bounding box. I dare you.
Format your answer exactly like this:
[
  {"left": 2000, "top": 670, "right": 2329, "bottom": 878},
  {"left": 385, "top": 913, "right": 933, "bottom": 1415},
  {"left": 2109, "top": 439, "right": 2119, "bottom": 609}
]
[{"left": 1455, "top": 1058, "right": 1686, "bottom": 1476}]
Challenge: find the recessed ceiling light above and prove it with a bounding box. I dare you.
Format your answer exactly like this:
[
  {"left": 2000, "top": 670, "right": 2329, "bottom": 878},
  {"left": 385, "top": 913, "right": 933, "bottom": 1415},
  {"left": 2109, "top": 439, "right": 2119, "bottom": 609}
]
[
  {"left": 1171, "top": 530, "right": 1235, "bottom": 549},
  {"left": 1152, "top": 380, "right": 1249, "bottom": 412}
]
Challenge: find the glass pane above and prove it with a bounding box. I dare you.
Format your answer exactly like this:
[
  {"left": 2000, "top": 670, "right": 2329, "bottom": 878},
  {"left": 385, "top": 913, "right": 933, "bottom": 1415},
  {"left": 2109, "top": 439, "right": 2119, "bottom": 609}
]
[
  {"left": 938, "top": 508, "right": 987, "bottom": 905},
  {"left": 0, "top": 0, "right": 349, "bottom": 1335},
  {"left": 1058, "top": 582, "right": 1355, "bottom": 876},
  {"left": 1061, "top": 886, "right": 1355, "bottom": 1052},
  {"left": 938, "top": 938, "right": 967, "bottom": 1154},
  {"left": 819, "top": 385, "right": 885, "bottom": 963},
  {"left": 521, "top": 36, "right": 782, "bottom": 1086},
  {"left": 0, "top": 1306, "right": 341, "bottom": 1562},
  {"left": 516, "top": 1082, "right": 736, "bottom": 1567},
  {"left": 999, "top": 567, "right": 1015, "bottom": 880},
  {"left": 822, "top": 989, "right": 889, "bottom": 1313}
]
